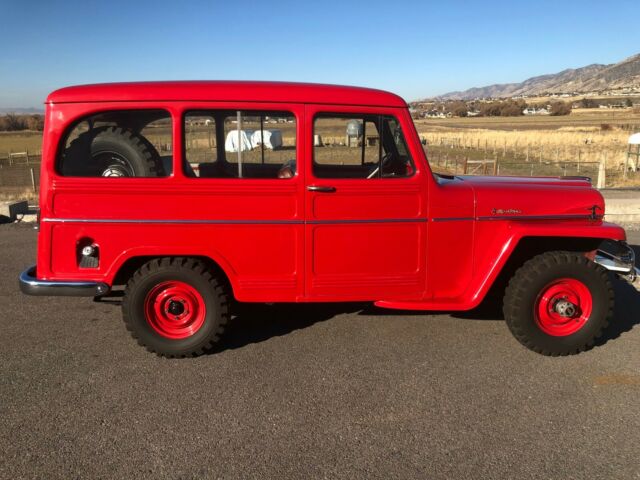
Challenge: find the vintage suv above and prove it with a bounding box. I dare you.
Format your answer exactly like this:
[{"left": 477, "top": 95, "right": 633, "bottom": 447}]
[{"left": 19, "top": 81, "right": 639, "bottom": 357}]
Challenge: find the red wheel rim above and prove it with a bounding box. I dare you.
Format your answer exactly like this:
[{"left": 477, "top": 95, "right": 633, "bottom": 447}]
[
  {"left": 535, "top": 278, "right": 593, "bottom": 336},
  {"left": 144, "top": 281, "right": 206, "bottom": 339}
]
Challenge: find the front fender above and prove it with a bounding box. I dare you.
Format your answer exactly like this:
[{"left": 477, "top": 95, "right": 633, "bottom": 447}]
[{"left": 469, "top": 220, "right": 626, "bottom": 308}]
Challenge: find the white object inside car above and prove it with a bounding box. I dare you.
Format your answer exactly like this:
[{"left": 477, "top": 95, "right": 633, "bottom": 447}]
[
  {"left": 225, "top": 130, "right": 255, "bottom": 152},
  {"left": 251, "top": 129, "right": 283, "bottom": 150}
]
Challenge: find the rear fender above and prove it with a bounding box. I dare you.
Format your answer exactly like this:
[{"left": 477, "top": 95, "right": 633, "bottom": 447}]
[{"left": 104, "top": 246, "right": 239, "bottom": 295}]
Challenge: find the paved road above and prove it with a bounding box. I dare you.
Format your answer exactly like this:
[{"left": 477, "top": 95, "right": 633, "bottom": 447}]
[{"left": 1, "top": 224, "right": 639, "bottom": 479}]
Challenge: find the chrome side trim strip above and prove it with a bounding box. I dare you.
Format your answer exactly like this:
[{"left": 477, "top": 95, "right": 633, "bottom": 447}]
[
  {"left": 43, "top": 214, "right": 599, "bottom": 225},
  {"left": 306, "top": 218, "right": 428, "bottom": 225},
  {"left": 43, "top": 217, "right": 429, "bottom": 225},
  {"left": 42, "top": 218, "right": 303, "bottom": 225},
  {"left": 431, "top": 217, "right": 474, "bottom": 222},
  {"left": 476, "top": 214, "right": 596, "bottom": 221}
]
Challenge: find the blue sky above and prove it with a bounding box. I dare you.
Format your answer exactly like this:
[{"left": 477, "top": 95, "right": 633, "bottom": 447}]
[{"left": 1, "top": 0, "right": 639, "bottom": 107}]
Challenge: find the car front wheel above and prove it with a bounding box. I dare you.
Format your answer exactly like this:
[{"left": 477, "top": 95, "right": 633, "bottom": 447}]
[{"left": 503, "top": 251, "right": 614, "bottom": 356}]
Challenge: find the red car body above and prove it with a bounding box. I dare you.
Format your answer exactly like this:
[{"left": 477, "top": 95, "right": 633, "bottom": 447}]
[
  {"left": 19, "top": 81, "right": 637, "bottom": 356},
  {"left": 30, "top": 81, "right": 628, "bottom": 308}
]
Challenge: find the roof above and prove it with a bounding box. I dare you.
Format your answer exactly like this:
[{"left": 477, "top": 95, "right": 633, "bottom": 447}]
[{"left": 46, "top": 81, "right": 407, "bottom": 108}]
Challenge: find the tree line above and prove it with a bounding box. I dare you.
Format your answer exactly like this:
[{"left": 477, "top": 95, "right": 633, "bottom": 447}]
[
  {"left": 431, "top": 99, "right": 572, "bottom": 117},
  {"left": 0, "top": 113, "right": 44, "bottom": 132}
]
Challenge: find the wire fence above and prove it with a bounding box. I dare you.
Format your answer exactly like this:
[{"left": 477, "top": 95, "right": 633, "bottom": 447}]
[
  {"left": 423, "top": 142, "right": 634, "bottom": 187},
  {"left": 420, "top": 133, "right": 628, "bottom": 165},
  {"left": 427, "top": 151, "right": 604, "bottom": 179},
  {"left": 0, "top": 148, "right": 41, "bottom": 195}
]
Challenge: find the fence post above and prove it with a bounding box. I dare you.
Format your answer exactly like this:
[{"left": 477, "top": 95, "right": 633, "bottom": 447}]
[
  {"left": 463, "top": 156, "right": 469, "bottom": 174},
  {"left": 596, "top": 157, "right": 606, "bottom": 189},
  {"left": 624, "top": 146, "right": 629, "bottom": 180},
  {"left": 577, "top": 149, "right": 581, "bottom": 173},
  {"left": 30, "top": 168, "right": 36, "bottom": 193}
]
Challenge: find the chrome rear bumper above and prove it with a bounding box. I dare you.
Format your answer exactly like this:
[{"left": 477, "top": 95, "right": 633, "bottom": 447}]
[{"left": 19, "top": 266, "right": 110, "bottom": 297}]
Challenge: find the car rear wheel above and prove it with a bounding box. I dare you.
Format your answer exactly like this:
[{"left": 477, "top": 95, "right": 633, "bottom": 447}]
[
  {"left": 122, "top": 258, "right": 229, "bottom": 357},
  {"left": 503, "top": 251, "right": 614, "bottom": 356}
]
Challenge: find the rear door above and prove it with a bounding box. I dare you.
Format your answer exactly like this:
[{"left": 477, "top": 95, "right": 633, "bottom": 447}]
[
  {"left": 180, "top": 103, "right": 305, "bottom": 302},
  {"left": 304, "top": 104, "right": 427, "bottom": 301}
]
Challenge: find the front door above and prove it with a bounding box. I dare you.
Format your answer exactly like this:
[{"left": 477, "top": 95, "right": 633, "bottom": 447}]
[{"left": 304, "top": 104, "right": 427, "bottom": 301}]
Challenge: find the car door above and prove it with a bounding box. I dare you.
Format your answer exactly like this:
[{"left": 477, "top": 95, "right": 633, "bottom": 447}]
[
  {"left": 179, "top": 103, "right": 305, "bottom": 303},
  {"left": 304, "top": 104, "right": 427, "bottom": 301}
]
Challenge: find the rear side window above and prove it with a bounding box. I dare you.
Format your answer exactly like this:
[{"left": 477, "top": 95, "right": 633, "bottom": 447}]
[
  {"left": 58, "top": 110, "right": 172, "bottom": 177},
  {"left": 184, "top": 110, "right": 296, "bottom": 179},
  {"left": 313, "top": 114, "right": 414, "bottom": 179}
]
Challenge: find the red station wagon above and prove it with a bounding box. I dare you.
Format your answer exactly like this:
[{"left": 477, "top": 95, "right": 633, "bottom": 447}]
[{"left": 19, "top": 81, "right": 639, "bottom": 357}]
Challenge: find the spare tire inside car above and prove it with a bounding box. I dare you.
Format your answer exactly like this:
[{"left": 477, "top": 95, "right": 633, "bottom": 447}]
[{"left": 61, "top": 126, "right": 165, "bottom": 177}]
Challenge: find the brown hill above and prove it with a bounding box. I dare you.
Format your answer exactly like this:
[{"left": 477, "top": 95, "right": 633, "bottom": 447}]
[{"left": 435, "top": 54, "right": 640, "bottom": 100}]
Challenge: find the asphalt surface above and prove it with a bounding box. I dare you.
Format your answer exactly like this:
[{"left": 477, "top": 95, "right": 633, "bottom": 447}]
[{"left": 1, "top": 224, "right": 639, "bottom": 479}]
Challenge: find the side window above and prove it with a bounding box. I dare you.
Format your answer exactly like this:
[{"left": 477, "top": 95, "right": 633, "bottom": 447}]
[
  {"left": 313, "top": 114, "right": 414, "bottom": 179},
  {"left": 58, "top": 110, "right": 172, "bottom": 177},
  {"left": 184, "top": 110, "right": 296, "bottom": 179}
]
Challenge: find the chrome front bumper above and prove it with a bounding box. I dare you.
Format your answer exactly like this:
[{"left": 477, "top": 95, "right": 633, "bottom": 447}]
[
  {"left": 595, "top": 241, "right": 640, "bottom": 288},
  {"left": 19, "top": 266, "right": 110, "bottom": 297}
]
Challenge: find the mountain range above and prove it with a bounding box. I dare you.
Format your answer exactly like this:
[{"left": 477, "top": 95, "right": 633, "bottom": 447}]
[
  {"left": 435, "top": 53, "right": 640, "bottom": 100},
  {"left": 0, "top": 107, "right": 44, "bottom": 115}
]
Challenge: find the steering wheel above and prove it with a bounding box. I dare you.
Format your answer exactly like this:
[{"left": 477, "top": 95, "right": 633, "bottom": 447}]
[{"left": 367, "top": 152, "right": 395, "bottom": 178}]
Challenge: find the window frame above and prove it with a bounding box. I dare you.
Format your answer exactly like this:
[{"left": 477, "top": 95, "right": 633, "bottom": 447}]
[
  {"left": 182, "top": 108, "right": 298, "bottom": 180},
  {"left": 311, "top": 112, "right": 416, "bottom": 181},
  {"left": 55, "top": 108, "right": 174, "bottom": 179}
]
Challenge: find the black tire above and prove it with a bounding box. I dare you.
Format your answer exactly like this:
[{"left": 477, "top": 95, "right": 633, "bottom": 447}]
[
  {"left": 122, "top": 258, "right": 229, "bottom": 357},
  {"left": 503, "top": 251, "right": 614, "bottom": 356},
  {"left": 62, "top": 126, "right": 164, "bottom": 177}
]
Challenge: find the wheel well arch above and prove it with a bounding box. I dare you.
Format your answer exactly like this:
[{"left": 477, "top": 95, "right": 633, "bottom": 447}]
[
  {"left": 112, "top": 255, "right": 235, "bottom": 298},
  {"left": 481, "top": 235, "right": 607, "bottom": 308}
]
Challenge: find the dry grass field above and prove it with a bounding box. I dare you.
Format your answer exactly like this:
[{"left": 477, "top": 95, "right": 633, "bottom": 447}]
[
  {"left": 415, "top": 109, "right": 640, "bottom": 157},
  {"left": 414, "top": 108, "right": 640, "bottom": 185},
  {"left": 0, "top": 130, "right": 42, "bottom": 155}
]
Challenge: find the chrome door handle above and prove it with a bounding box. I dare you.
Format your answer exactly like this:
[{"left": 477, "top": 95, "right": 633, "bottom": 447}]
[{"left": 307, "top": 185, "right": 336, "bottom": 193}]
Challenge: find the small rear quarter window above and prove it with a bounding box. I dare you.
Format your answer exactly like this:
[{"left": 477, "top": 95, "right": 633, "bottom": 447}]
[{"left": 58, "top": 110, "right": 172, "bottom": 177}]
